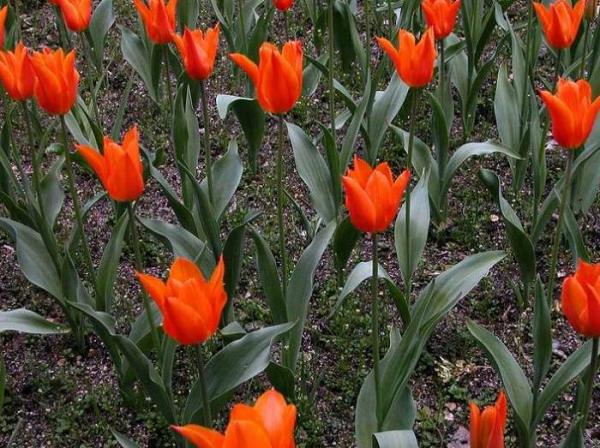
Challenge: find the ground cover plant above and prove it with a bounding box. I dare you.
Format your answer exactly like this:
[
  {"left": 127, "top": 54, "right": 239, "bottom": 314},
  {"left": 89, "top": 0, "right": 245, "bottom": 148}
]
[{"left": 0, "top": 0, "right": 599, "bottom": 446}]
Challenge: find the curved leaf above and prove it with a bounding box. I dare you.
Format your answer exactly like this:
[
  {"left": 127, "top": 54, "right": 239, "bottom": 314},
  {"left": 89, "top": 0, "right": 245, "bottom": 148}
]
[
  {"left": 96, "top": 212, "right": 129, "bottom": 312},
  {"left": 0, "top": 309, "right": 69, "bottom": 334},
  {"left": 373, "top": 431, "right": 419, "bottom": 448}
]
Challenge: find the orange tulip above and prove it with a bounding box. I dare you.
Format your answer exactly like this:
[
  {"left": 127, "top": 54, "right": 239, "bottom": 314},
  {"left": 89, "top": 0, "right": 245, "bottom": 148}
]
[
  {"left": 561, "top": 260, "right": 600, "bottom": 337},
  {"left": 0, "top": 43, "right": 35, "bottom": 101},
  {"left": 58, "top": 0, "right": 92, "bottom": 32},
  {"left": 31, "top": 48, "right": 79, "bottom": 116},
  {"left": 173, "top": 24, "right": 220, "bottom": 81},
  {"left": 230, "top": 41, "right": 303, "bottom": 114},
  {"left": 539, "top": 78, "right": 600, "bottom": 149},
  {"left": 469, "top": 391, "right": 507, "bottom": 448},
  {"left": 533, "top": 0, "right": 585, "bottom": 49},
  {"left": 273, "top": 0, "right": 294, "bottom": 11},
  {"left": 133, "top": 0, "right": 177, "bottom": 44},
  {"left": 421, "top": 0, "right": 461, "bottom": 40},
  {"left": 376, "top": 28, "right": 437, "bottom": 88},
  {"left": 173, "top": 389, "right": 297, "bottom": 448},
  {"left": 76, "top": 126, "right": 145, "bottom": 202},
  {"left": 0, "top": 6, "right": 8, "bottom": 49},
  {"left": 342, "top": 156, "right": 410, "bottom": 234},
  {"left": 137, "top": 256, "right": 227, "bottom": 345}
]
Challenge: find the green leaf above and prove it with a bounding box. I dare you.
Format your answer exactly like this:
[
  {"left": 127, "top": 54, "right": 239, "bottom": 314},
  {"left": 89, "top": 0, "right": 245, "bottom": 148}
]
[
  {"left": 467, "top": 320, "right": 532, "bottom": 435},
  {"left": 533, "top": 277, "right": 552, "bottom": 390},
  {"left": 285, "top": 222, "right": 336, "bottom": 370},
  {"left": 479, "top": 168, "right": 535, "bottom": 284},
  {"left": 0, "top": 219, "right": 62, "bottom": 300},
  {"left": 120, "top": 26, "right": 157, "bottom": 102},
  {"left": 111, "top": 429, "right": 140, "bottom": 448},
  {"left": 250, "top": 228, "right": 286, "bottom": 324},
  {"left": 0, "top": 309, "right": 70, "bottom": 334},
  {"left": 303, "top": 54, "right": 328, "bottom": 97},
  {"left": 494, "top": 64, "right": 520, "bottom": 154},
  {"left": 287, "top": 122, "right": 337, "bottom": 223},
  {"left": 396, "top": 170, "right": 430, "bottom": 284},
  {"left": 559, "top": 417, "right": 584, "bottom": 448},
  {"left": 368, "top": 74, "right": 409, "bottom": 161},
  {"left": 373, "top": 431, "right": 419, "bottom": 448},
  {"left": 89, "top": 0, "right": 115, "bottom": 65},
  {"left": 332, "top": 216, "right": 361, "bottom": 277},
  {"left": 96, "top": 212, "right": 129, "bottom": 312},
  {"left": 39, "top": 156, "right": 65, "bottom": 228},
  {"left": 183, "top": 322, "right": 296, "bottom": 423},
  {"left": 341, "top": 76, "right": 371, "bottom": 170},
  {"left": 216, "top": 95, "right": 265, "bottom": 172}
]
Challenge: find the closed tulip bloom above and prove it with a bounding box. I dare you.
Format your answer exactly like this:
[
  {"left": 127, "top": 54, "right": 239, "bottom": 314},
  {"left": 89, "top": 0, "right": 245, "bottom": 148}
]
[
  {"left": 0, "top": 6, "right": 7, "bottom": 49},
  {"left": 376, "top": 28, "right": 437, "bottom": 87},
  {"left": 0, "top": 43, "right": 35, "bottom": 101},
  {"left": 59, "top": 0, "right": 92, "bottom": 32},
  {"left": 133, "top": 0, "right": 177, "bottom": 44},
  {"left": 469, "top": 391, "right": 507, "bottom": 448},
  {"left": 77, "top": 126, "right": 145, "bottom": 202},
  {"left": 173, "top": 24, "right": 220, "bottom": 81},
  {"left": 561, "top": 260, "right": 600, "bottom": 337},
  {"left": 533, "top": 0, "right": 585, "bottom": 49},
  {"left": 173, "top": 389, "right": 296, "bottom": 448},
  {"left": 230, "top": 41, "right": 303, "bottom": 114},
  {"left": 31, "top": 48, "right": 79, "bottom": 115},
  {"left": 421, "top": 0, "right": 461, "bottom": 39},
  {"left": 137, "top": 256, "right": 227, "bottom": 345},
  {"left": 539, "top": 78, "right": 600, "bottom": 149},
  {"left": 343, "top": 156, "right": 410, "bottom": 234},
  {"left": 274, "top": 0, "right": 294, "bottom": 11}
]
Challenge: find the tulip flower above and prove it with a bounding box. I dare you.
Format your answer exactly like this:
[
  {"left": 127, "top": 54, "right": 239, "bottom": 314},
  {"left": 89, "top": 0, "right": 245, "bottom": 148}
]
[
  {"left": 76, "top": 126, "right": 145, "bottom": 202},
  {"left": 274, "top": 0, "right": 294, "bottom": 10},
  {"left": 0, "top": 43, "right": 35, "bottom": 101},
  {"left": 561, "top": 260, "right": 600, "bottom": 337},
  {"left": 533, "top": 0, "right": 585, "bottom": 49},
  {"left": 137, "top": 256, "right": 227, "bottom": 345},
  {"left": 0, "top": 6, "right": 7, "bottom": 49},
  {"left": 469, "top": 391, "right": 507, "bottom": 448},
  {"left": 173, "top": 389, "right": 297, "bottom": 448},
  {"left": 421, "top": 0, "right": 461, "bottom": 40},
  {"left": 133, "top": 0, "right": 177, "bottom": 44},
  {"left": 539, "top": 78, "right": 600, "bottom": 149},
  {"left": 376, "top": 28, "right": 437, "bottom": 88},
  {"left": 173, "top": 24, "right": 220, "bottom": 81},
  {"left": 58, "top": 0, "right": 92, "bottom": 32},
  {"left": 230, "top": 41, "right": 303, "bottom": 114},
  {"left": 31, "top": 48, "right": 79, "bottom": 116},
  {"left": 342, "top": 156, "right": 410, "bottom": 234}
]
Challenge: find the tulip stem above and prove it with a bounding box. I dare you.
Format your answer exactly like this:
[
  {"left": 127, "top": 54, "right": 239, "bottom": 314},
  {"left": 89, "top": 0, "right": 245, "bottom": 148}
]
[
  {"left": 163, "top": 45, "right": 173, "bottom": 118},
  {"left": 546, "top": 150, "right": 573, "bottom": 307},
  {"left": 581, "top": 337, "right": 599, "bottom": 429},
  {"left": 237, "top": 0, "right": 247, "bottom": 53},
  {"left": 404, "top": 89, "right": 419, "bottom": 303},
  {"left": 200, "top": 80, "right": 214, "bottom": 206},
  {"left": 79, "top": 32, "right": 102, "bottom": 128},
  {"left": 387, "top": 0, "right": 394, "bottom": 39},
  {"left": 195, "top": 345, "right": 213, "bottom": 427},
  {"left": 371, "top": 232, "right": 383, "bottom": 430},
  {"left": 277, "top": 115, "right": 288, "bottom": 297},
  {"left": 364, "top": 0, "right": 371, "bottom": 69},
  {"left": 328, "top": 0, "right": 336, "bottom": 138},
  {"left": 127, "top": 202, "right": 163, "bottom": 362},
  {"left": 60, "top": 116, "right": 99, "bottom": 299},
  {"left": 580, "top": 19, "right": 591, "bottom": 79}
]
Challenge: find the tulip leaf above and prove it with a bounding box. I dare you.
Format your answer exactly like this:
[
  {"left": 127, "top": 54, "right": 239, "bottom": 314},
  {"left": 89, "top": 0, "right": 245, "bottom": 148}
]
[
  {"left": 559, "top": 417, "right": 584, "bottom": 448},
  {"left": 0, "top": 218, "right": 62, "bottom": 300},
  {"left": 332, "top": 216, "right": 361, "bottom": 281},
  {"left": 373, "top": 431, "right": 419, "bottom": 448},
  {"left": 120, "top": 26, "right": 158, "bottom": 102},
  {"left": 533, "top": 277, "right": 552, "bottom": 390},
  {"left": 287, "top": 122, "right": 337, "bottom": 224},
  {"left": 216, "top": 95, "right": 265, "bottom": 173},
  {"left": 303, "top": 53, "right": 328, "bottom": 98},
  {"left": 0, "top": 308, "right": 70, "bottom": 334},
  {"left": 39, "top": 156, "right": 65, "bottom": 229},
  {"left": 396, "top": 170, "right": 430, "bottom": 285},
  {"left": 111, "top": 429, "right": 140, "bottom": 448},
  {"left": 183, "top": 322, "right": 296, "bottom": 423},
  {"left": 368, "top": 74, "right": 409, "bottom": 162},
  {"left": 250, "top": 228, "right": 286, "bottom": 324},
  {"left": 285, "top": 222, "right": 336, "bottom": 370},
  {"left": 467, "top": 320, "right": 532, "bottom": 435},
  {"left": 479, "top": 168, "right": 536, "bottom": 285},
  {"left": 340, "top": 75, "right": 371, "bottom": 171},
  {"left": 96, "top": 212, "right": 129, "bottom": 312},
  {"left": 494, "top": 64, "right": 520, "bottom": 156},
  {"left": 89, "top": 0, "right": 115, "bottom": 66}
]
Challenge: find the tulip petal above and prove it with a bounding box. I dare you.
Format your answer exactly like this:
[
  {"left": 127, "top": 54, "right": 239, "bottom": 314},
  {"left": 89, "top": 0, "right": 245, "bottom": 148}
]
[
  {"left": 136, "top": 272, "right": 167, "bottom": 311},
  {"left": 172, "top": 424, "right": 225, "bottom": 448},
  {"left": 229, "top": 53, "right": 260, "bottom": 87},
  {"left": 343, "top": 176, "right": 377, "bottom": 233},
  {"left": 562, "top": 276, "right": 589, "bottom": 335},
  {"left": 223, "top": 420, "right": 272, "bottom": 448}
]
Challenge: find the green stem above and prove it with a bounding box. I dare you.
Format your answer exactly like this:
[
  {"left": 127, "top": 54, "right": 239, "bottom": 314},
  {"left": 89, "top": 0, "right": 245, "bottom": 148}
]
[
  {"left": 79, "top": 32, "right": 102, "bottom": 127},
  {"left": 6, "top": 105, "right": 32, "bottom": 202},
  {"left": 387, "top": 0, "right": 393, "bottom": 39},
  {"left": 195, "top": 345, "right": 213, "bottom": 427},
  {"left": 405, "top": 90, "right": 418, "bottom": 302},
  {"left": 277, "top": 115, "right": 288, "bottom": 297},
  {"left": 328, "top": 0, "right": 336, "bottom": 138},
  {"left": 53, "top": 6, "right": 72, "bottom": 50},
  {"left": 546, "top": 150, "right": 573, "bottom": 307},
  {"left": 163, "top": 45, "right": 173, "bottom": 118},
  {"left": 127, "top": 203, "right": 162, "bottom": 360},
  {"left": 60, "top": 116, "right": 98, "bottom": 298},
  {"left": 579, "top": 19, "right": 591, "bottom": 79},
  {"left": 371, "top": 232, "right": 382, "bottom": 430},
  {"left": 581, "top": 337, "right": 599, "bottom": 429},
  {"left": 200, "top": 80, "right": 214, "bottom": 205},
  {"left": 519, "top": 0, "right": 533, "bottom": 137},
  {"left": 364, "top": 0, "right": 371, "bottom": 69},
  {"left": 237, "top": 0, "right": 247, "bottom": 53}
]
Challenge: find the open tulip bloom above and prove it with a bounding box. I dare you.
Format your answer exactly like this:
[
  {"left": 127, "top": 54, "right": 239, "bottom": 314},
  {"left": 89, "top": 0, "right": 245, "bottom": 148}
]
[
  {"left": 421, "top": 0, "right": 461, "bottom": 40},
  {"left": 58, "top": 0, "right": 92, "bottom": 32},
  {"left": 174, "top": 24, "right": 220, "bottom": 81},
  {"left": 534, "top": 0, "right": 585, "bottom": 49},
  {"left": 133, "top": 0, "right": 178, "bottom": 44},
  {"left": 562, "top": 260, "right": 600, "bottom": 338},
  {"left": 469, "top": 391, "right": 507, "bottom": 448},
  {"left": 0, "top": 42, "right": 35, "bottom": 101}
]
